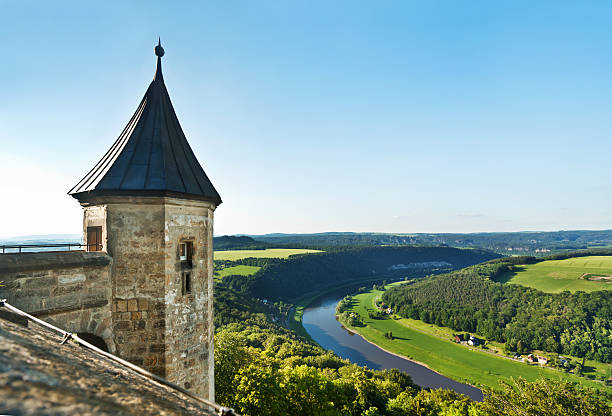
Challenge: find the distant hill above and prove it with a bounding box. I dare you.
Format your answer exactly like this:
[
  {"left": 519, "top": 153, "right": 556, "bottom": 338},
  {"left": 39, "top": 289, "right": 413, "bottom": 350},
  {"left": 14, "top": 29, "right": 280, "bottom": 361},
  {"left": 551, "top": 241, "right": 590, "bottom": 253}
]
[
  {"left": 0, "top": 234, "right": 81, "bottom": 244},
  {"left": 213, "top": 235, "right": 270, "bottom": 251},
  {"left": 8, "top": 230, "right": 612, "bottom": 257},
  {"left": 0, "top": 234, "right": 83, "bottom": 253},
  {"left": 1, "top": 234, "right": 269, "bottom": 252},
  {"left": 246, "top": 230, "right": 612, "bottom": 256}
]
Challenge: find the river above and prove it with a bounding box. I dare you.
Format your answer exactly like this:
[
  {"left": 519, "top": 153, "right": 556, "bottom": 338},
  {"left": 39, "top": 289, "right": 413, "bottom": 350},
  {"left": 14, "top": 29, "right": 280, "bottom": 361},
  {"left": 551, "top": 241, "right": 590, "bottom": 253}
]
[{"left": 302, "top": 293, "right": 484, "bottom": 401}]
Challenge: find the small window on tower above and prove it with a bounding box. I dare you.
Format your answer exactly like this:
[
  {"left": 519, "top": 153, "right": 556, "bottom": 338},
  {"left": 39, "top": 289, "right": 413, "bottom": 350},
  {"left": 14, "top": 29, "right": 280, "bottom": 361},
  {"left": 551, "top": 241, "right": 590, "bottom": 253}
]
[
  {"left": 182, "top": 272, "right": 192, "bottom": 295},
  {"left": 179, "top": 241, "right": 194, "bottom": 261},
  {"left": 179, "top": 241, "right": 194, "bottom": 269},
  {"left": 87, "top": 226, "right": 102, "bottom": 252}
]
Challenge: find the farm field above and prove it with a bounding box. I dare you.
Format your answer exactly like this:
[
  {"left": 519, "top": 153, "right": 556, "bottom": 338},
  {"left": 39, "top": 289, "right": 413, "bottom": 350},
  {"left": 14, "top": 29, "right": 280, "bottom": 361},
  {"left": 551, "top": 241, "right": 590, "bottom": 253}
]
[
  {"left": 214, "top": 248, "right": 322, "bottom": 261},
  {"left": 501, "top": 256, "right": 612, "bottom": 293},
  {"left": 215, "top": 265, "right": 260, "bottom": 279},
  {"left": 341, "top": 286, "right": 609, "bottom": 392}
]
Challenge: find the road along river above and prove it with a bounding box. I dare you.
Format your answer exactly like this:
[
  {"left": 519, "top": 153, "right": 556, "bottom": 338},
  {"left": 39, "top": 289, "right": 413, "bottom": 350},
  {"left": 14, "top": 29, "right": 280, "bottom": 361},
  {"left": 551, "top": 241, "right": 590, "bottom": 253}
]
[{"left": 302, "top": 293, "right": 484, "bottom": 401}]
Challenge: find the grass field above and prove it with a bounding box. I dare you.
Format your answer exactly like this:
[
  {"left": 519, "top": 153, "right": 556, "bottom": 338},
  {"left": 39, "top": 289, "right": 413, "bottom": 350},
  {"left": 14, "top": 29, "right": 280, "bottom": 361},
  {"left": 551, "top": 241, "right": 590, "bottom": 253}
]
[
  {"left": 215, "top": 265, "right": 261, "bottom": 278},
  {"left": 500, "top": 256, "right": 612, "bottom": 293},
  {"left": 342, "top": 285, "right": 610, "bottom": 392},
  {"left": 214, "top": 248, "right": 322, "bottom": 261}
]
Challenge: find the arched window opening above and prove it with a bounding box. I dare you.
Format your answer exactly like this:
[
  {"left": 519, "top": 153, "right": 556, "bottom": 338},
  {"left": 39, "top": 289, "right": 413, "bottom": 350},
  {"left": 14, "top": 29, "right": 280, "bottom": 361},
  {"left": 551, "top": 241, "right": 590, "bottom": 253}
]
[{"left": 77, "top": 332, "right": 109, "bottom": 352}]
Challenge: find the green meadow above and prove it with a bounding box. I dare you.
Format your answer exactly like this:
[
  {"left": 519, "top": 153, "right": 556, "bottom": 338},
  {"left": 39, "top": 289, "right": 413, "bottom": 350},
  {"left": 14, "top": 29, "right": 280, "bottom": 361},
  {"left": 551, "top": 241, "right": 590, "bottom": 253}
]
[
  {"left": 342, "top": 286, "right": 609, "bottom": 392},
  {"left": 500, "top": 256, "right": 612, "bottom": 293},
  {"left": 215, "top": 265, "right": 261, "bottom": 278},
  {"left": 214, "top": 248, "right": 322, "bottom": 261}
]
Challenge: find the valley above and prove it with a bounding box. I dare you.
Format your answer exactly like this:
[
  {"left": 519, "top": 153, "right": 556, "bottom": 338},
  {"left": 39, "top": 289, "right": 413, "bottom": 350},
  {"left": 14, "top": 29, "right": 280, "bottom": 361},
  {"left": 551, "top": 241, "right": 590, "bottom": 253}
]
[
  {"left": 212, "top": 242, "right": 612, "bottom": 414},
  {"left": 333, "top": 284, "right": 609, "bottom": 392}
]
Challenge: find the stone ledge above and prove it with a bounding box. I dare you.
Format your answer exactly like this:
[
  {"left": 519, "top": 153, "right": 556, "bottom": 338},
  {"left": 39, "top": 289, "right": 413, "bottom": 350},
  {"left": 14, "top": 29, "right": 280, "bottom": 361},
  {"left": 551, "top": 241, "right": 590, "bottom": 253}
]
[
  {"left": 0, "top": 251, "right": 111, "bottom": 273},
  {"left": 33, "top": 299, "right": 109, "bottom": 318}
]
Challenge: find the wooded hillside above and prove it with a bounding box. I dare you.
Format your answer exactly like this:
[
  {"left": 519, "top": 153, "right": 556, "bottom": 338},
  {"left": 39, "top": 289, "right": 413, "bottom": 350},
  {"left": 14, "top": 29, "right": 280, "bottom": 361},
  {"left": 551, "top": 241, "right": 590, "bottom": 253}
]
[
  {"left": 383, "top": 255, "right": 612, "bottom": 363},
  {"left": 220, "top": 246, "right": 500, "bottom": 300}
]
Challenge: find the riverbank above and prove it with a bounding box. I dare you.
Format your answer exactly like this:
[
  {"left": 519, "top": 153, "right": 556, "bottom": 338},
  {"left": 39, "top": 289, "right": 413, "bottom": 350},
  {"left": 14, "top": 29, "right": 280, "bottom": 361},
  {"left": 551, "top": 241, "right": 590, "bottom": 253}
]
[
  {"left": 342, "top": 285, "right": 610, "bottom": 393},
  {"left": 287, "top": 276, "right": 400, "bottom": 340},
  {"left": 302, "top": 293, "right": 484, "bottom": 399},
  {"left": 340, "top": 320, "right": 455, "bottom": 380},
  {"left": 369, "top": 289, "right": 612, "bottom": 382}
]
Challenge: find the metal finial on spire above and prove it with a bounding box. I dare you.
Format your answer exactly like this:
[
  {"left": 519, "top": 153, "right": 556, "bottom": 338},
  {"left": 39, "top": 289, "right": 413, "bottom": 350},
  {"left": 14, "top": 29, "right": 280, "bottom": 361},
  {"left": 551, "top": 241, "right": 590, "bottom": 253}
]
[
  {"left": 155, "top": 38, "right": 165, "bottom": 57},
  {"left": 153, "top": 38, "right": 164, "bottom": 81}
]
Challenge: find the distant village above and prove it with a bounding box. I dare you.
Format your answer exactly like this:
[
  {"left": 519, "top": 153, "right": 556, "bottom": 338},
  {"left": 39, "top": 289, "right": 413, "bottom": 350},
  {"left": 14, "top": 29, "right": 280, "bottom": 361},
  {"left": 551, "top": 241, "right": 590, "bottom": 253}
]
[{"left": 506, "top": 247, "right": 551, "bottom": 253}]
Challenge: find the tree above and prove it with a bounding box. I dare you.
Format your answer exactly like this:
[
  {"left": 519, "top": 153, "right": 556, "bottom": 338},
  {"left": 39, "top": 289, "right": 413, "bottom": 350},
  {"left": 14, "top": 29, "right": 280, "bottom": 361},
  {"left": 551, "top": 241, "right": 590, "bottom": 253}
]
[
  {"left": 279, "top": 365, "right": 337, "bottom": 416},
  {"left": 480, "top": 377, "right": 611, "bottom": 416},
  {"left": 544, "top": 336, "right": 560, "bottom": 353},
  {"left": 363, "top": 407, "right": 382, "bottom": 416},
  {"left": 214, "top": 329, "right": 254, "bottom": 406},
  {"left": 233, "top": 362, "right": 288, "bottom": 416},
  {"left": 368, "top": 310, "right": 384, "bottom": 320},
  {"left": 387, "top": 389, "right": 475, "bottom": 416}
]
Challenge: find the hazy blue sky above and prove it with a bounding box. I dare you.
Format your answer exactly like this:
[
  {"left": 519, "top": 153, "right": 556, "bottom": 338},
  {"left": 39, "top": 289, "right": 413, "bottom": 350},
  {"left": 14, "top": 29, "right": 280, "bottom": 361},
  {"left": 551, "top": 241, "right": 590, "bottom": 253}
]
[{"left": 1, "top": 1, "right": 611, "bottom": 238}]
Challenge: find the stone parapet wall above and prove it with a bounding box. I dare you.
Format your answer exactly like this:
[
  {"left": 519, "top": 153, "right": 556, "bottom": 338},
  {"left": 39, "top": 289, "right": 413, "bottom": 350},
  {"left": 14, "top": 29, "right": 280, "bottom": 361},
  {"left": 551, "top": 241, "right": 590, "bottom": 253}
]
[
  {"left": 0, "top": 251, "right": 114, "bottom": 351},
  {"left": 0, "top": 251, "right": 110, "bottom": 274}
]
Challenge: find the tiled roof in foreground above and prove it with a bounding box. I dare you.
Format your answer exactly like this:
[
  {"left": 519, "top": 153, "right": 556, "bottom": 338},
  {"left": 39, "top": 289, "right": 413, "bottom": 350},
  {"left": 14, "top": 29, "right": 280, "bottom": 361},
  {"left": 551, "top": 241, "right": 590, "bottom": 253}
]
[
  {"left": 68, "top": 40, "right": 221, "bottom": 204},
  {"left": 0, "top": 315, "right": 217, "bottom": 415}
]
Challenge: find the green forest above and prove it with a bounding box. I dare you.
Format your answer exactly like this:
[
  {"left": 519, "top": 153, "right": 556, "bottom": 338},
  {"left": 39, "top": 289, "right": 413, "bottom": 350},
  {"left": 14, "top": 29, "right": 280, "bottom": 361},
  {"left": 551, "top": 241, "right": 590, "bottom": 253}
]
[{"left": 383, "top": 254, "right": 612, "bottom": 363}]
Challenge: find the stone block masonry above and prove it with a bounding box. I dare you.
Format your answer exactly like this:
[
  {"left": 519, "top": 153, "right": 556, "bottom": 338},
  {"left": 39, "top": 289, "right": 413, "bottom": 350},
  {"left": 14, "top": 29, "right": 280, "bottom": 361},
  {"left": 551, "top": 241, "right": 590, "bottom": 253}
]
[
  {"left": 0, "top": 251, "right": 115, "bottom": 352},
  {"left": 80, "top": 195, "right": 216, "bottom": 399},
  {"left": 112, "top": 296, "right": 166, "bottom": 374},
  {"left": 162, "top": 198, "right": 215, "bottom": 397}
]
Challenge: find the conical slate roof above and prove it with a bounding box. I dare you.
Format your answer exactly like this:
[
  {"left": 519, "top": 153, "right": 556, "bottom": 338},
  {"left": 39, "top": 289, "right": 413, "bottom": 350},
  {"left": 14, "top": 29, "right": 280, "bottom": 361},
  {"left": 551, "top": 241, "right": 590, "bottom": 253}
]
[{"left": 69, "top": 41, "right": 221, "bottom": 205}]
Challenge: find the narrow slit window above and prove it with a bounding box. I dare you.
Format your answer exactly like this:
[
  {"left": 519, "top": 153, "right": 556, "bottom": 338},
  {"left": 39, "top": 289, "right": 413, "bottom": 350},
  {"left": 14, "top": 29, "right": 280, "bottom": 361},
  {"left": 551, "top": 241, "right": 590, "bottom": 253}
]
[{"left": 182, "top": 272, "right": 192, "bottom": 295}]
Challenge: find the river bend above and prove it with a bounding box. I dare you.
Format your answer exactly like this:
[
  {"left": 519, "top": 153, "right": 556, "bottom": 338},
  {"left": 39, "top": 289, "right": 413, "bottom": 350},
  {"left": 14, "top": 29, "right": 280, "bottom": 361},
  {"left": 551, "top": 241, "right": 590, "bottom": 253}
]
[{"left": 302, "top": 293, "right": 484, "bottom": 401}]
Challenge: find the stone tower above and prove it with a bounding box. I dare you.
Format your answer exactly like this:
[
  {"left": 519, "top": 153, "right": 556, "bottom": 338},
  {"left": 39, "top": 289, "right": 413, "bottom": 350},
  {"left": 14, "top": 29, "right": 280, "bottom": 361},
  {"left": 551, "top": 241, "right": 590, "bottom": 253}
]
[{"left": 68, "top": 40, "right": 221, "bottom": 399}]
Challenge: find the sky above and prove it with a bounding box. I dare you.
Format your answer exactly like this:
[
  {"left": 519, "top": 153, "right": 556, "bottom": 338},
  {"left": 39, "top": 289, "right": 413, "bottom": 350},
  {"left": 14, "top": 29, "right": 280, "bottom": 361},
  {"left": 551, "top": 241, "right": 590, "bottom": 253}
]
[{"left": 1, "top": 1, "right": 612, "bottom": 238}]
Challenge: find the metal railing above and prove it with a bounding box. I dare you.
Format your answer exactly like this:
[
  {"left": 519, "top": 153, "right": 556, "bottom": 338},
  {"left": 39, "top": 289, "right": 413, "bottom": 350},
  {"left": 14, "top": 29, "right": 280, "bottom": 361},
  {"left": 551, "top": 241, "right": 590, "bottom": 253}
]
[{"left": 0, "top": 243, "right": 102, "bottom": 254}]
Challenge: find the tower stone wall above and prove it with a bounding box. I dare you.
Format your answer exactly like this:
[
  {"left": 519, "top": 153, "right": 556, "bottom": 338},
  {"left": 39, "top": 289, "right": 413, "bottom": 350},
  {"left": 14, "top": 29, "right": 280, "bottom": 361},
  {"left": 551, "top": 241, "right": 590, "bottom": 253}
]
[
  {"left": 79, "top": 195, "right": 215, "bottom": 398},
  {"left": 163, "top": 198, "right": 215, "bottom": 398},
  {"left": 101, "top": 198, "right": 167, "bottom": 377}
]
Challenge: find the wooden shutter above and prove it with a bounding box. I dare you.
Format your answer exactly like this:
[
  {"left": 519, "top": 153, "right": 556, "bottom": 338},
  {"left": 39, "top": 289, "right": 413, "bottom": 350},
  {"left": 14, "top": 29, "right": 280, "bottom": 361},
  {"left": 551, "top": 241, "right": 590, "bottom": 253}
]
[
  {"left": 187, "top": 241, "right": 193, "bottom": 261},
  {"left": 87, "top": 226, "right": 102, "bottom": 251}
]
